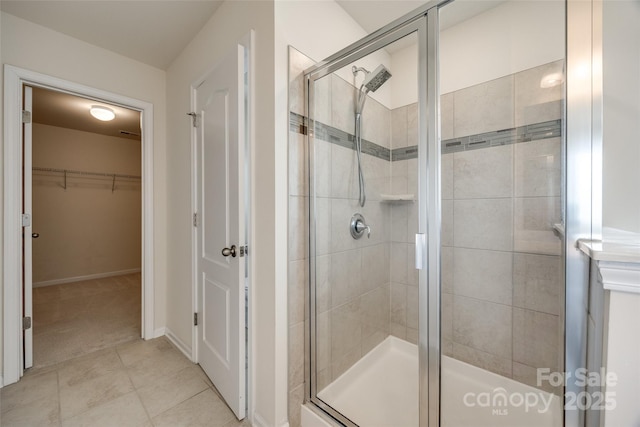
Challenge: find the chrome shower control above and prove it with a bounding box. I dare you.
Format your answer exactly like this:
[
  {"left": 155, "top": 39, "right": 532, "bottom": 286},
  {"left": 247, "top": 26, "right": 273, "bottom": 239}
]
[{"left": 350, "top": 213, "right": 371, "bottom": 240}]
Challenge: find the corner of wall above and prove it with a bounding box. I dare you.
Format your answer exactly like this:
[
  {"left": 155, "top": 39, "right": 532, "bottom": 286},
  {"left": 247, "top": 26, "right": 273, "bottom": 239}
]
[{"left": 164, "top": 327, "right": 194, "bottom": 362}]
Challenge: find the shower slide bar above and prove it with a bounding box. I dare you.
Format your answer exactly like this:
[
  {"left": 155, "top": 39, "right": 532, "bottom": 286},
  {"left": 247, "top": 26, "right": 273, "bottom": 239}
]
[{"left": 32, "top": 167, "right": 141, "bottom": 192}]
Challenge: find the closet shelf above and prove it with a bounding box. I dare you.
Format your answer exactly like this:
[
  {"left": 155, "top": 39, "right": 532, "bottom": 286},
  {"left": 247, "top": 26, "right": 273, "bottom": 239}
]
[
  {"left": 380, "top": 194, "right": 415, "bottom": 202},
  {"left": 33, "top": 167, "right": 141, "bottom": 192},
  {"left": 33, "top": 167, "right": 141, "bottom": 180}
]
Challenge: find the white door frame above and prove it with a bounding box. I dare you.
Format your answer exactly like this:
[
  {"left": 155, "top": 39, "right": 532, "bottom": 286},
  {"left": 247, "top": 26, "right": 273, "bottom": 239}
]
[
  {"left": 190, "top": 31, "right": 254, "bottom": 415},
  {"left": 3, "top": 65, "right": 155, "bottom": 386}
]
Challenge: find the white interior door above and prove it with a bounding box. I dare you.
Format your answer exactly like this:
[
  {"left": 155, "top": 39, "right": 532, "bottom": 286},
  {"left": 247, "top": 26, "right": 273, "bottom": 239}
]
[
  {"left": 195, "top": 44, "right": 246, "bottom": 420},
  {"left": 23, "top": 85, "right": 34, "bottom": 370}
]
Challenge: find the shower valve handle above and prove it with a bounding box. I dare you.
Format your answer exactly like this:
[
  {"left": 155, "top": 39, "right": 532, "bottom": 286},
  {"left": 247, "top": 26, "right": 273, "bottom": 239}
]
[
  {"left": 350, "top": 213, "right": 371, "bottom": 240},
  {"left": 356, "top": 221, "right": 371, "bottom": 238}
]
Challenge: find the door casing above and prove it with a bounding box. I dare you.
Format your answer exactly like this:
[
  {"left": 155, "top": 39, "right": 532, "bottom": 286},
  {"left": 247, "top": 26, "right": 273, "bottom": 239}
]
[{"left": 3, "top": 65, "right": 156, "bottom": 386}]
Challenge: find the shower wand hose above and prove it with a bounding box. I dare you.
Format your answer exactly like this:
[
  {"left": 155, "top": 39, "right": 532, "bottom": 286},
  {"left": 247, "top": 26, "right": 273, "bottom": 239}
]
[{"left": 355, "top": 112, "right": 366, "bottom": 207}]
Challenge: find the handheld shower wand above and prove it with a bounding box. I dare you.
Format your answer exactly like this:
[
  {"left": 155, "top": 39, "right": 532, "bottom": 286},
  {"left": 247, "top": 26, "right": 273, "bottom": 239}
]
[{"left": 351, "top": 64, "right": 392, "bottom": 207}]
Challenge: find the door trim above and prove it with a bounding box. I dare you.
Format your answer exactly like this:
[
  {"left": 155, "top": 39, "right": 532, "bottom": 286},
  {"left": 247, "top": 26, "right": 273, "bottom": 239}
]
[{"left": 3, "top": 65, "right": 155, "bottom": 386}]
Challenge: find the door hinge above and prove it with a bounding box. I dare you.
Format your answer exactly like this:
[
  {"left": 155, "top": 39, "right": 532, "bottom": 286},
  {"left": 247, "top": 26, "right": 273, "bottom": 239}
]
[
  {"left": 22, "top": 110, "right": 32, "bottom": 124},
  {"left": 193, "top": 212, "right": 198, "bottom": 227},
  {"left": 187, "top": 112, "right": 198, "bottom": 127},
  {"left": 194, "top": 312, "right": 198, "bottom": 326},
  {"left": 22, "top": 213, "right": 31, "bottom": 227},
  {"left": 23, "top": 316, "right": 32, "bottom": 330}
]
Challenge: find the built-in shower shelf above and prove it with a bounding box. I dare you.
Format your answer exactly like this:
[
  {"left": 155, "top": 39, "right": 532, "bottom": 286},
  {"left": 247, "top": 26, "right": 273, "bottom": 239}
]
[{"left": 380, "top": 194, "right": 415, "bottom": 202}]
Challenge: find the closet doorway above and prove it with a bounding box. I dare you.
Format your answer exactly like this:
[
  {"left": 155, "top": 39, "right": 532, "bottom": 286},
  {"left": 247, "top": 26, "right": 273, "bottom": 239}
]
[{"left": 27, "top": 86, "right": 143, "bottom": 369}]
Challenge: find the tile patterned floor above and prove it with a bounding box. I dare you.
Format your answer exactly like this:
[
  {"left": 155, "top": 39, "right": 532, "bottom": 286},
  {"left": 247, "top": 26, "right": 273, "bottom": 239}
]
[
  {"left": 2, "top": 274, "right": 249, "bottom": 426},
  {"left": 0, "top": 337, "right": 249, "bottom": 427},
  {"left": 33, "top": 274, "right": 142, "bottom": 368}
]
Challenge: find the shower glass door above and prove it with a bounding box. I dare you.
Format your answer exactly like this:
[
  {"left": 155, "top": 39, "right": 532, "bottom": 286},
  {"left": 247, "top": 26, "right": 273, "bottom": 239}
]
[
  {"left": 437, "top": 1, "right": 566, "bottom": 426},
  {"left": 305, "top": 1, "right": 566, "bottom": 426},
  {"left": 307, "top": 23, "right": 424, "bottom": 427}
]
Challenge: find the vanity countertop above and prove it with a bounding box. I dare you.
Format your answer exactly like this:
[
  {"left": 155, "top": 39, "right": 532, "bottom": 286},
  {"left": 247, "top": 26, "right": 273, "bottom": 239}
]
[
  {"left": 579, "top": 240, "right": 640, "bottom": 263},
  {"left": 578, "top": 228, "right": 640, "bottom": 263}
]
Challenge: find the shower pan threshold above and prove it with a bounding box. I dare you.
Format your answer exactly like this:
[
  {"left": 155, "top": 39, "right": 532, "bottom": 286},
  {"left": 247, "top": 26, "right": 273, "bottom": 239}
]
[{"left": 308, "top": 336, "right": 562, "bottom": 427}]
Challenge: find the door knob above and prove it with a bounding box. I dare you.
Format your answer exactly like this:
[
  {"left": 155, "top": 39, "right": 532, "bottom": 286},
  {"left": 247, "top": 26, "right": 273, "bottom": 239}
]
[
  {"left": 32, "top": 233, "right": 39, "bottom": 239},
  {"left": 221, "top": 245, "right": 237, "bottom": 257}
]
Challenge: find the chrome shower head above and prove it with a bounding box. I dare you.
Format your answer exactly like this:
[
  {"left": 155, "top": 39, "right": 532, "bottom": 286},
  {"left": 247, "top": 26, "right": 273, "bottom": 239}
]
[{"left": 362, "top": 64, "right": 392, "bottom": 92}]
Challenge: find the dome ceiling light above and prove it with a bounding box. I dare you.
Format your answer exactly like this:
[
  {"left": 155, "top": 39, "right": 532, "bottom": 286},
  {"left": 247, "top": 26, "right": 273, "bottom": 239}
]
[{"left": 90, "top": 105, "right": 116, "bottom": 121}]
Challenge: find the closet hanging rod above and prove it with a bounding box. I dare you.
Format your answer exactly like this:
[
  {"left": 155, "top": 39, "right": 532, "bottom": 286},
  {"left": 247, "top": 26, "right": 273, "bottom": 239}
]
[{"left": 32, "top": 167, "right": 141, "bottom": 180}]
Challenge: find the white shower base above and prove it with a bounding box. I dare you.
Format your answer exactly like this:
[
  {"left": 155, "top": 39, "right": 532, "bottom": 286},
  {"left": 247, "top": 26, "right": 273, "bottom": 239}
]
[{"left": 303, "top": 336, "right": 562, "bottom": 427}]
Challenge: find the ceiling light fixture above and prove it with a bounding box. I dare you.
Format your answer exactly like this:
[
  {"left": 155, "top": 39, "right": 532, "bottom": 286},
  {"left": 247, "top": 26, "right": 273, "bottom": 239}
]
[
  {"left": 90, "top": 105, "right": 116, "bottom": 121},
  {"left": 540, "top": 72, "right": 564, "bottom": 89}
]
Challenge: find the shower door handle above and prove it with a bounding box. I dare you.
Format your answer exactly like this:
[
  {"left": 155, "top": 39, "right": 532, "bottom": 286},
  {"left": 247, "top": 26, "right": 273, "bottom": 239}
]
[{"left": 415, "top": 233, "right": 426, "bottom": 270}]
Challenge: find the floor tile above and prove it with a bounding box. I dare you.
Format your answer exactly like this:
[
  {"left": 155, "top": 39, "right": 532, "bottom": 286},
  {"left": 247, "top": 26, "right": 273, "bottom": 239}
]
[
  {"left": 1, "top": 371, "right": 58, "bottom": 415},
  {"left": 137, "top": 366, "right": 208, "bottom": 418},
  {"left": 58, "top": 349, "right": 123, "bottom": 388},
  {"left": 116, "top": 337, "right": 174, "bottom": 367},
  {"left": 126, "top": 347, "right": 193, "bottom": 389},
  {"left": 3, "top": 275, "right": 237, "bottom": 427},
  {"left": 61, "top": 392, "right": 149, "bottom": 427},
  {"left": 59, "top": 369, "right": 134, "bottom": 419},
  {"left": 151, "top": 389, "right": 236, "bottom": 427},
  {"left": 0, "top": 397, "right": 60, "bottom": 427}
]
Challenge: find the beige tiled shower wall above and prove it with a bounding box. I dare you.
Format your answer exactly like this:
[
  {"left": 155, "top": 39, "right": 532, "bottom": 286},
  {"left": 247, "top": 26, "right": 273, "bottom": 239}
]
[
  {"left": 380, "top": 61, "right": 564, "bottom": 360},
  {"left": 388, "top": 105, "right": 420, "bottom": 343},
  {"left": 311, "top": 74, "right": 392, "bottom": 391},
  {"left": 389, "top": 60, "right": 564, "bottom": 394},
  {"left": 288, "top": 47, "right": 393, "bottom": 426}
]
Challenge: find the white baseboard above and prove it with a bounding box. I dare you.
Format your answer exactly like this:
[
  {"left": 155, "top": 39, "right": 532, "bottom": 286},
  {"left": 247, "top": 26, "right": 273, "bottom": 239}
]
[
  {"left": 252, "top": 412, "right": 270, "bottom": 427},
  {"left": 33, "top": 268, "right": 141, "bottom": 288},
  {"left": 250, "top": 413, "right": 289, "bottom": 427},
  {"left": 0, "top": 375, "right": 4, "bottom": 388},
  {"left": 165, "top": 327, "right": 194, "bottom": 362},
  {"left": 153, "top": 327, "right": 166, "bottom": 338}
]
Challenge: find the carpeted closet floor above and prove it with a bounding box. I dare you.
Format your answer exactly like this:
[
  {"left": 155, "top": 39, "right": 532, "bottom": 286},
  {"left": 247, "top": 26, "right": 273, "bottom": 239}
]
[{"left": 32, "top": 273, "right": 141, "bottom": 368}]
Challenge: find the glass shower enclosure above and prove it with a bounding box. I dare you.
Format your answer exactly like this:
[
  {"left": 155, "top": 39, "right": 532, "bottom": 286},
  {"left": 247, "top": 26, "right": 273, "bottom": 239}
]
[{"left": 304, "top": 1, "right": 567, "bottom": 426}]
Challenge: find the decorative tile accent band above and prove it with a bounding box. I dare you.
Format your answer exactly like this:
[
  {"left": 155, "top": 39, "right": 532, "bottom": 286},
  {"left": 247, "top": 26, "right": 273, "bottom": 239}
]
[
  {"left": 290, "top": 112, "right": 391, "bottom": 161},
  {"left": 290, "top": 111, "right": 562, "bottom": 161},
  {"left": 440, "top": 119, "right": 562, "bottom": 155},
  {"left": 391, "top": 146, "right": 418, "bottom": 161}
]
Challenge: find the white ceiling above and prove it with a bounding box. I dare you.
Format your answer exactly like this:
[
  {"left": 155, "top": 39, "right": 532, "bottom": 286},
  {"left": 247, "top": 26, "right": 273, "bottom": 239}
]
[
  {"left": 4, "top": 0, "right": 504, "bottom": 136},
  {"left": 337, "top": 0, "right": 506, "bottom": 38},
  {"left": 1, "top": 0, "right": 505, "bottom": 70},
  {"left": 337, "top": 0, "right": 428, "bottom": 34},
  {"left": 0, "top": 0, "right": 223, "bottom": 70}
]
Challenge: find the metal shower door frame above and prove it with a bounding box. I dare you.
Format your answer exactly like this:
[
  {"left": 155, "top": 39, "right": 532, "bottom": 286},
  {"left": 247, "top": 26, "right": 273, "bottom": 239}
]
[
  {"left": 302, "top": 0, "right": 592, "bottom": 426},
  {"left": 303, "top": 2, "right": 443, "bottom": 426}
]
